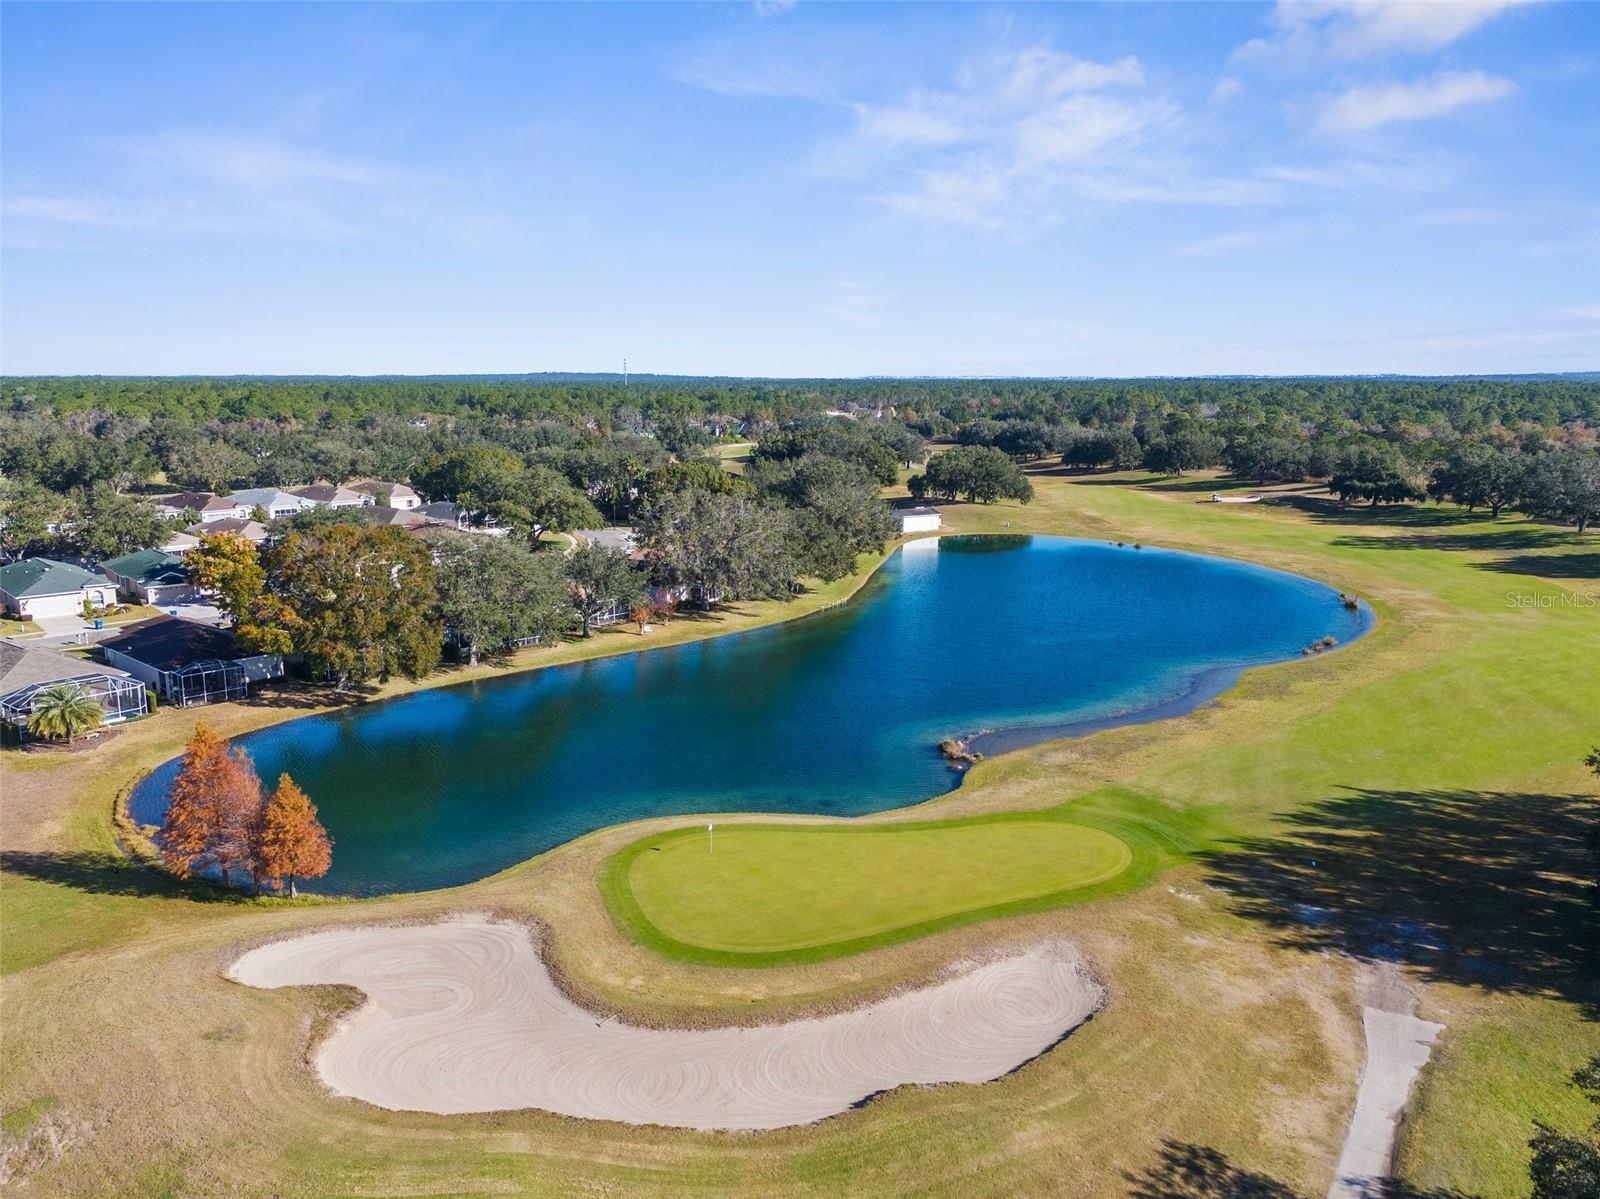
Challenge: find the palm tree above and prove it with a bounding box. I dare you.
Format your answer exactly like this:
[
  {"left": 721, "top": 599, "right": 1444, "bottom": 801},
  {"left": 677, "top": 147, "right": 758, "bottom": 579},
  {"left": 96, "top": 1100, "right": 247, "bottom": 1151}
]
[{"left": 26, "top": 684, "right": 104, "bottom": 744}]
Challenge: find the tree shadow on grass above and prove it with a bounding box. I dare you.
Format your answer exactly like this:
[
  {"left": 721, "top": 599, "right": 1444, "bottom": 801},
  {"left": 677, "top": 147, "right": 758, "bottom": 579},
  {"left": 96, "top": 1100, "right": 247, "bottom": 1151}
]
[
  {"left": 1125, "top": 1141, "right": 1300, "bottom": 1199},
  {"left": 0, "top": 849, "right": 248, "bottom": 903},
  {"left": 1124, "top": 1140, "right": 1483, "bottom": 1199},
  {"left": 1331, "top": 528, "right": 1578, "bottom": 554},
  {"left": 1476, "top": 553, "right": 1600, "bottom": 581},
  {"left": 1274, "top": 497, "right": 1484, "bottom": 529},
  {"left": 1201, "top": 789, "right": 1600, "bottom": 1020}
]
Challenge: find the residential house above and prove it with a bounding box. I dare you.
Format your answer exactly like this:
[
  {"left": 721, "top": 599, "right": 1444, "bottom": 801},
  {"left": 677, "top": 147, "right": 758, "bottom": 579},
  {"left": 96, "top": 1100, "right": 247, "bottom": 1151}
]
[
  {"left": 100, "top": 615, "right": 284, "bottom": 706},
  {"left": 227, "top": 488, "right": 317, "bottom": 521},
  {"left": 0, "top": 642, "right": 147, "bottom": 739},
  {"left": 368, "top": 505, "right": 427, "bottom": 529},
  {"left": 352, "top": 481, "right": 420, "bottom": 510},
  {"left": 101, "top": 549, "right": 198, "bottom": 606},
  {"left": 159, "top": 530, "right": 201, "bottom": 555},
  {"left": 0, "top": 558, "right": 120, "bottom": 619},
  {"left": 292, "top": 484, "right": 367, "bottom": 508},
  {"left": 415, "top": 501, "right": 509, "bottom": 536},
  {"left": 154, "top": 492, "right": 252, "bottom": 524},
  {"left": 186, "top": 517, "right": 269, "bottom": 546},
  {"left": 416, "top": 500, "right": 472, "bottom": 531}
]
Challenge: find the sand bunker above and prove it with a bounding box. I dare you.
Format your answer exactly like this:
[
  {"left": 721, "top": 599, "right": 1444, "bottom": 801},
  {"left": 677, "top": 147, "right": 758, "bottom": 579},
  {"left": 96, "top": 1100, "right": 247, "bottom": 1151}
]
[{"left": 230, "top": 917, "right": 1102, "bottom": 1130}]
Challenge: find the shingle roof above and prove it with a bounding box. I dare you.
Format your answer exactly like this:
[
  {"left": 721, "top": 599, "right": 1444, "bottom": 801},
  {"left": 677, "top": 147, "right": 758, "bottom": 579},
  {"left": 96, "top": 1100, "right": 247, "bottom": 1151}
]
[
  {"left": 229, "top": 488, "right": 310, "bottom": 510},
  {"left": 0, "top": 558, "right": 107, "bottom": 598},
  {"left": 156, "top": 491, "right": 238, "bottom": 513},
  {"left": 102, "top": 549, "right": 191, "bottom": 587},
  {"left": 99, "top": 615, "right": 252, "bottom": 671},
  {"left": 369, "top": 506, "right": 426, "bottom": 527},
  {"left": 0, "top": 642, "right": 131, "bottom": 694},
  {"left": 292, "top": 484, "right": 361, "bottom": 503},
  {"left": 353, "top": 480, "right": 418, "bottom": 500},
  {"left": 188, "top": 518, "right": 268, "bottom": 540}
]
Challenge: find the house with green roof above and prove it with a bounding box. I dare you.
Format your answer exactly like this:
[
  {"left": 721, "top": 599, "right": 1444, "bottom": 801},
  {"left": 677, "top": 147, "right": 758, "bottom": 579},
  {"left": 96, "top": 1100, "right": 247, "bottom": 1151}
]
[
  {"left": 101, "top": 549, "right": 199, "bottom": 606},
  {"left": 0, "top": 558, "right": 120, "bottom": 620}
]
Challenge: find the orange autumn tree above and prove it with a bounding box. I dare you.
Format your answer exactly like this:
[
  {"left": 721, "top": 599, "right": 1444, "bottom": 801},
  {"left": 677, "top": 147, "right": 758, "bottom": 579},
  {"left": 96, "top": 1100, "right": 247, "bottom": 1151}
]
[
  {"left": 161, "top": 723, "right": 252, "bottom": 883},
  {"left": 259, "top": 773, "right": 333, "bottom": 897},
  {"left": 159, "top": 724, "right": 329, "bottom": 894}
]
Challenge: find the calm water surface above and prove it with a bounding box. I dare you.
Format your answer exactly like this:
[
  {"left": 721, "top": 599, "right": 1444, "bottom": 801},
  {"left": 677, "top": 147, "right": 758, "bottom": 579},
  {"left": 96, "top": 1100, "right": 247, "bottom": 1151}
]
[{"left": 130, "top": 536, "right": 1370, "bottom": 895}]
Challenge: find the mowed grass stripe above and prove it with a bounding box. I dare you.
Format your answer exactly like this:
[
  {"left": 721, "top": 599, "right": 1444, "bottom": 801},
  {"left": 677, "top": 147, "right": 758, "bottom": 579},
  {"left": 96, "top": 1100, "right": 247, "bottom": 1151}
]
[{"left": 601, "top": 806, "right": 1186, "bottom": 966}]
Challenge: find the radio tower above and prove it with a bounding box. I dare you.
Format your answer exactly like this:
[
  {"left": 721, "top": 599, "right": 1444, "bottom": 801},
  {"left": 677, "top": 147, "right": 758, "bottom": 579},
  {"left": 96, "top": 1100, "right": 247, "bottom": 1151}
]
[{"left": 623, "top": 357, "right": 628, "bottom": 387}]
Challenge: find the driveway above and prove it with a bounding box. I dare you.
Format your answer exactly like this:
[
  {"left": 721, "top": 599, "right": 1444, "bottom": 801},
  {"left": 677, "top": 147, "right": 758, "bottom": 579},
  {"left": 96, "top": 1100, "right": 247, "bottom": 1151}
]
[
  {"left": 32, "top": 614, "right": 91, "bottom": 644},
  {"left": 160, "top": 601, "right": 225, "bottom": 625}
]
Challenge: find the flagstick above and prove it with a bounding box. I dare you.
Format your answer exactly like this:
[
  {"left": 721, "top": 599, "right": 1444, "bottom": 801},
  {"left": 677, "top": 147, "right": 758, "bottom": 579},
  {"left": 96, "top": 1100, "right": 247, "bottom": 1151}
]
[{"left": 708, "top": 821, "right": 714, "bottom": 855}]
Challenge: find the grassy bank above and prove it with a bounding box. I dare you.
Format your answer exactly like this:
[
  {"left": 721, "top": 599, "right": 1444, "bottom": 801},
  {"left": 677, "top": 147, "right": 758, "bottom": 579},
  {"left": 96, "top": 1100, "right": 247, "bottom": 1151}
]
[{"left": 2, "top": 471, "right": 1595, "bottom": 1198}]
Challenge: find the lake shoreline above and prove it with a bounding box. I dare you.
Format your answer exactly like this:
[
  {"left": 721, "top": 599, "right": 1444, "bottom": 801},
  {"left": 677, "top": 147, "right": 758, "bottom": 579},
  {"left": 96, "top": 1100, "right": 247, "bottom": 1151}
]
[{"left": 126, "top": 534, "right": 1371, "bottom": 898}]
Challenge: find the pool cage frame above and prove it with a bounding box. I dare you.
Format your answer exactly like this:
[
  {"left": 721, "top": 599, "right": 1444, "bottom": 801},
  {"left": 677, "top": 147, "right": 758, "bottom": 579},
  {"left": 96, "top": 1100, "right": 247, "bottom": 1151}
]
[
  {"left": 162, "top": 658, "right": 248, "bottom": 706},
  {"left": 0, "top": 673, "right": 149, "bottom": 734}
]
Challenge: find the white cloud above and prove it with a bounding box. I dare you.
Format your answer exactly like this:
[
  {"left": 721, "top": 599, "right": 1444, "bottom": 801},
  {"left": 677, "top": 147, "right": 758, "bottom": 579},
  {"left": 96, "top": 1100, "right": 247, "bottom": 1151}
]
[
  {"left": 1210, "top": 76, "right": 1245, "bottom": 104},
  {"left": 1568, "top": 303, "right": 1600, "bottom": 322},
  {"left": 4, "top": 129, "right": 435, "bottom": 244},
  {"left": 1319, "top": 70, "right": 1515, "bottom": 132},
  {"left": 752, "top": 0, "right": 796, "bottom": 17},
  {"left": 1234, "top": 0, "right": 1541, "bottom": 64},
  {"left": 801, "top": 44, "right": 1207, "bottom": 230},
  {"left": 91, "top": 131, "right": 418, "bottom": 191},
  {"left": 995, "top": 47, "right": 1144, "bottom": 98}
]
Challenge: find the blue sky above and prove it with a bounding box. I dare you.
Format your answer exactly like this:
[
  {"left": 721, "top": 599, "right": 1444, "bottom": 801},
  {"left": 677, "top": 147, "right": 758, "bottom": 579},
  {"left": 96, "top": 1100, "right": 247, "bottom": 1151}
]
[{"left": 2, "top": 1, "right": 1596, "bottom": 376}]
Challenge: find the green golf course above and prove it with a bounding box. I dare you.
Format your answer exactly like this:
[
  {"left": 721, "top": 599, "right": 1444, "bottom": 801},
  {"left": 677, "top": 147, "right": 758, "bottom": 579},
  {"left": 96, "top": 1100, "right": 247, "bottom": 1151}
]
[
  {"left": 605, "top": 809, "right": 1177, "bottom": 964},
  {"left": 3, "top": 471, "right": 1596, "bottom": 1199}
]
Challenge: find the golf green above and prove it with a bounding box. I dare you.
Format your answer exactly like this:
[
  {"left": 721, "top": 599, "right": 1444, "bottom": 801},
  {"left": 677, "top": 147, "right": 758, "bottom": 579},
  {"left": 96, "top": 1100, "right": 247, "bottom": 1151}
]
[{"left": 607, "top": 816, "right": 1141, "bottom": 964}]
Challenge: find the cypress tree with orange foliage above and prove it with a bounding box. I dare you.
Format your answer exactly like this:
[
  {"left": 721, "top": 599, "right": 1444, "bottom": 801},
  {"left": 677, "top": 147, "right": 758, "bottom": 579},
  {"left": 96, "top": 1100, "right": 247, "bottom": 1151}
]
[
  {"left": 159, "top": 721, "right": 268, "bottom": 889},
  {"left": 160, "top": 723, "right": 231, "bottom": 879},
  {"left": 259, "top": 773, "right": 332, "bottom": 897}
]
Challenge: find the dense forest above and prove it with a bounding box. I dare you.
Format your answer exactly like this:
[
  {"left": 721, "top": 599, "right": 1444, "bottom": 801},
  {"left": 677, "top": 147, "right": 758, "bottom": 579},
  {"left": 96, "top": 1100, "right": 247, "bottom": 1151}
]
[
  {"left": 1, "top": 374, "right": 1596, "bottom": 571},
  {"left": 4, "top": 373, "right": 1598, "bottom": 430}
]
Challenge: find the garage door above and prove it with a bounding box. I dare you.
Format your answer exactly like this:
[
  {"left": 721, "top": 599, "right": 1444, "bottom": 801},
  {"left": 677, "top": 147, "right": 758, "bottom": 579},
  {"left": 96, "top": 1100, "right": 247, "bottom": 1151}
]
[{"left": 22, "top": 592, "right": 83, "bottom": 619}]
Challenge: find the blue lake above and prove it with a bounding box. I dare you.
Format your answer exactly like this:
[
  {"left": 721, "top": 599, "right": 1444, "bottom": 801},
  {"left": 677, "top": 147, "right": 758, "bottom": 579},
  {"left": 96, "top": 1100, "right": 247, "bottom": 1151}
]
[{"left": 129, "top": 535, "right": 1371, "bottom": 896}]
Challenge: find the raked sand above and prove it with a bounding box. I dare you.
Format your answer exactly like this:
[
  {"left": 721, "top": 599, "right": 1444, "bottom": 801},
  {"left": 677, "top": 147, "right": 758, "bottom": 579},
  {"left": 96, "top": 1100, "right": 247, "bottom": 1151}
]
[{"left": 230, "top": 916, "right": 1103, "bottom": 1130}]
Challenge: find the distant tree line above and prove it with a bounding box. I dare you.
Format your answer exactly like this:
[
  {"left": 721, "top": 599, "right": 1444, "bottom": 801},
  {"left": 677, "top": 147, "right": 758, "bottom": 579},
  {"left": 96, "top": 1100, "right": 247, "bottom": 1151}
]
[{"left": 947, "top": 402, "right": 1598, "bottom": 530}]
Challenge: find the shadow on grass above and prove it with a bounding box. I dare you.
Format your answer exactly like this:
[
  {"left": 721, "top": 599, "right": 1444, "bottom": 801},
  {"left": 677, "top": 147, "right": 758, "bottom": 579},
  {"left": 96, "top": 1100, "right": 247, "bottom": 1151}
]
[
  {"left": 1332, "top": 528, "right": 1580, "bottom": 554},
  {"left": 1476, "top": 553, "right": 1600, "bottom": 581},
  {"left": 0, "top": 849, "right": 248, "bottom": 903},
  {"left": 240, "top": 684, "right": 360, "bottom": 712},
  {"left": 1274, "top": 496, "right": 1484, "bottom": 528},
  {"left": 1125, "top": 1140, "right": 1300, "bottom": 1199},
  {"left": 1123, "top": 1140, "right": 1483, "bottom": 1199},
  {"left": 1201, "top": 789, "right": 1600, "bottom": 1019}
]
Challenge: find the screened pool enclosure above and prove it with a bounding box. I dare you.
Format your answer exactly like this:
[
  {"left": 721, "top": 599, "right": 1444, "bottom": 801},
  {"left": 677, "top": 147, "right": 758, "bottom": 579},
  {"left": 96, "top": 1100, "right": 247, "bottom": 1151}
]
[{"left": 0, "top": 672, "right": 148, "bottom": 734}]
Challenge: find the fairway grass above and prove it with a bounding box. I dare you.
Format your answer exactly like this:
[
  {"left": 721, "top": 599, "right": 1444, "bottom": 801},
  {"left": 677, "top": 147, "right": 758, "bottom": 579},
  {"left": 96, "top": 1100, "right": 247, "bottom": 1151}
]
[
  {"left": 608, "top": 814, "right": 1146, "bottom": 963},
  {"left": 3, "top": 470, "right": 1596, "bottom": 1198}
]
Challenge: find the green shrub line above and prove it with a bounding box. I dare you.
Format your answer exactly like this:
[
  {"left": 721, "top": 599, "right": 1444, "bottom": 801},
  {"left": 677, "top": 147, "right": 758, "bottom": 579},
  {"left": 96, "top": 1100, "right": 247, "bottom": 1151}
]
[{"left": 598, "top": 797, "right": 1196, "bottom": 968}]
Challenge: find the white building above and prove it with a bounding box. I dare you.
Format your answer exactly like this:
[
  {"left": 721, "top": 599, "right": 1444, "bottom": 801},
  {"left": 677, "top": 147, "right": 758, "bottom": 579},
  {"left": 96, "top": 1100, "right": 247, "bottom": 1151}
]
[
  {"left": 228, "top": 488, "right": 318, "bottom": 520},
  {"left": 898, "top": 506, "right": 942, "bottom": 534},
  {"left": 100, "top": 550, "right": 199, "bottom": 606},
  {"left": 0, "top": 558, "right": 120, "bottom": 619},
  {"left": 154, "top": 492, "right": 252, "bottom": 524},
  {"left": 352, "top": 481, "right": 421, "bottom": 510},
  {"left": 292, "top": 484, "right": 368, "bottom": 508}
]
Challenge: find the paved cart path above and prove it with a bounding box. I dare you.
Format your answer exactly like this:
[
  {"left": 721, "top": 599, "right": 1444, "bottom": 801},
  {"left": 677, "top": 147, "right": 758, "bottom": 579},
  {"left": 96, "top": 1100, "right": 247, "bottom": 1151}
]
[
  {"left": 231, "top": 917, "right": 1103, "bottom": 1130},
  {"left": 1326, "top": 961, "right": 1444, "bottom": 1199}
]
